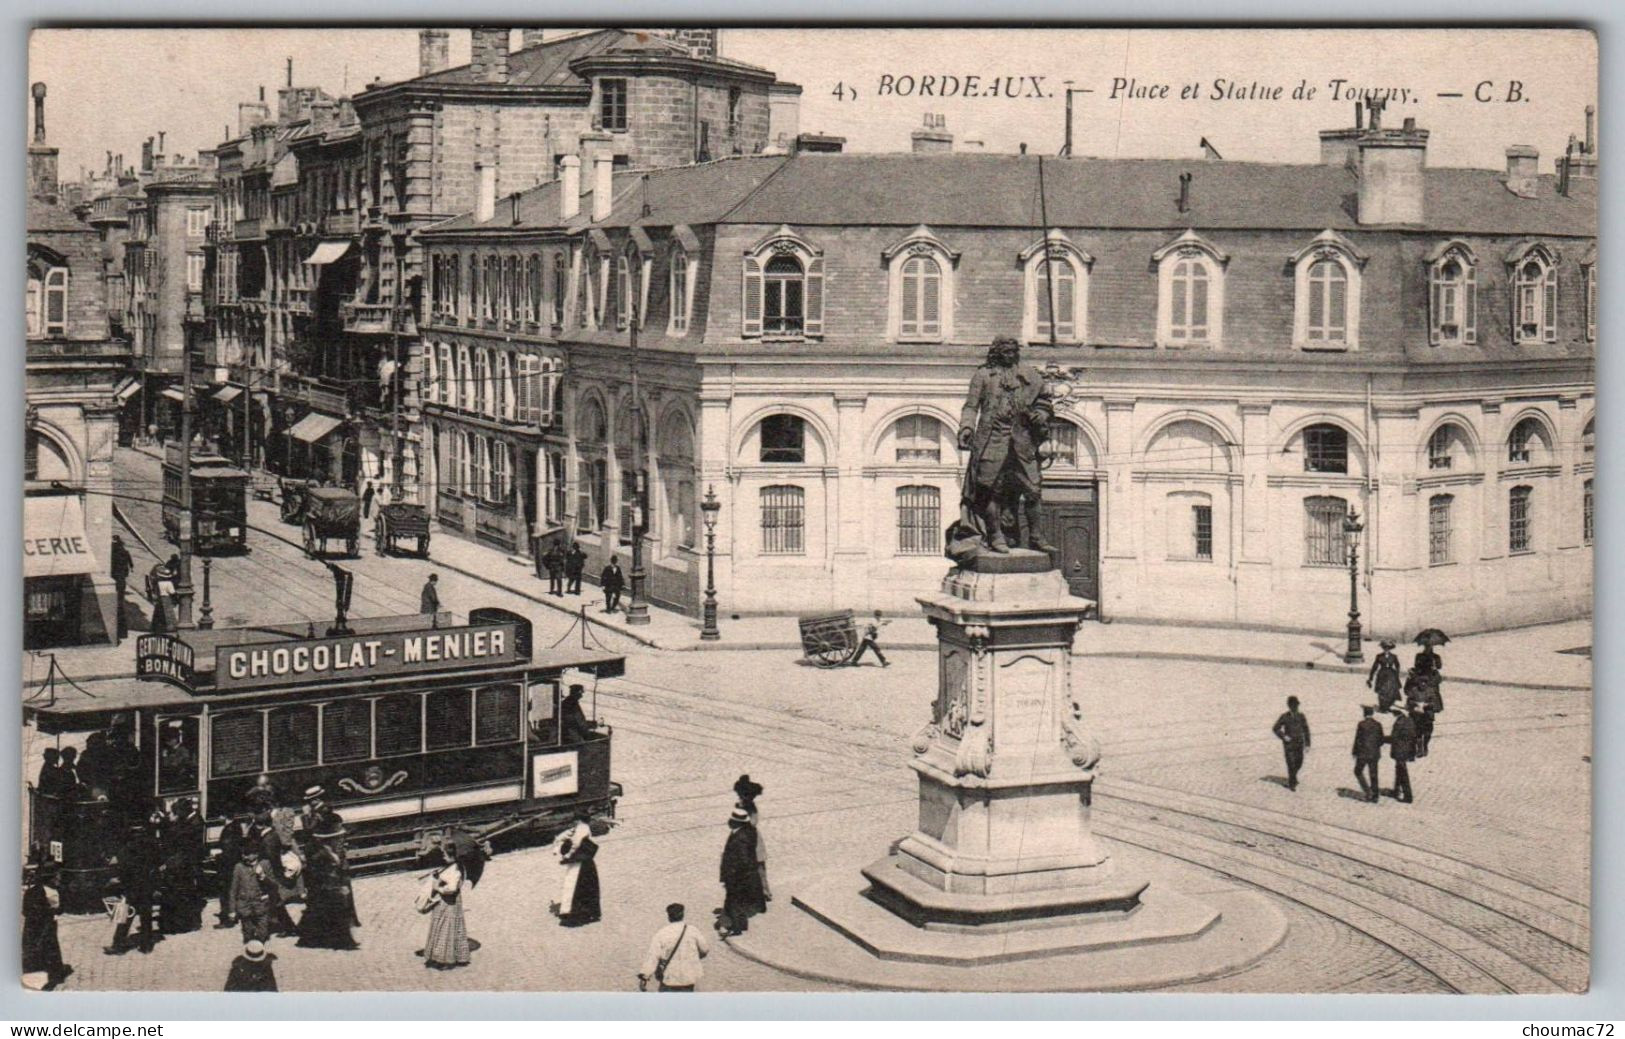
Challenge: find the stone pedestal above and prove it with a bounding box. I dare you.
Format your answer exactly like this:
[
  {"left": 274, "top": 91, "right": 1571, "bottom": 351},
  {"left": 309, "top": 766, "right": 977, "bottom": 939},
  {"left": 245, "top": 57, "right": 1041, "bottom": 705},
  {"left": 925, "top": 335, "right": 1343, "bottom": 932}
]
[{"left": 862, "top": 550, "right": 1146, "bottom": 930}]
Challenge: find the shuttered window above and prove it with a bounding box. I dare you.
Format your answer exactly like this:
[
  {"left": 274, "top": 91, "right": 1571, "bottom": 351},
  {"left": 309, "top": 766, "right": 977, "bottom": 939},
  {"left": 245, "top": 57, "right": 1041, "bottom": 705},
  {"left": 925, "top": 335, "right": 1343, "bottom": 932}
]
[
  {"left": 897, "top": 485, "right": 940, "bottom": 555},
  {"left": 210, "top": 711, "right": 264, "bottom": 777},
  {"left": 1429, "top": 258, "right": 1477, "bottom": 345},
  {"left": 744, "top": 250, "right": 823, "bottom": 338},
  {"left": 1515, "top": 259, "right": 1557, "bottom": 344},
  {"left": 898, "top": 256, "right": 942, "bottom": 341},
  {"left": 267, "top": 704, "right": 318, "bottom": 769},
  {"left": 426, "top": 688, "right": 473, "bottom": 750},
  {"left": 375, "top": 694, "right": 421, "bottom": 756},
  {"left": 1305, "top": 259, "right": 1348, "bottom": 342},
  {"left": 1034, "top": 261, "right": 1077, "bottom": 342},
  {"left": 322, "top": 700, "right": 372, "bottom": 763},
  {"left": 760, "top": 485, "right": 805, "bottom": 555}
]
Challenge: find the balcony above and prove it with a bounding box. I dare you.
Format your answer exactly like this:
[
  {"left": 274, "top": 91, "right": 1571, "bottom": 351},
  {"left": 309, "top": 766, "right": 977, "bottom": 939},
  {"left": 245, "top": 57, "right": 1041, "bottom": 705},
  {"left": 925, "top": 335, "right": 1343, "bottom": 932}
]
[
  {"left": 323, "top": 211, "right": 360, "bottom": 236},
  {"left": 234, "top": 217, "right": 265, "bottom": 241},
  {"left": 341, "top": 297, "right": 414, "bottom": 335},
  {"left": 278, "top": 373, "right": 348, "bottom": 416}
]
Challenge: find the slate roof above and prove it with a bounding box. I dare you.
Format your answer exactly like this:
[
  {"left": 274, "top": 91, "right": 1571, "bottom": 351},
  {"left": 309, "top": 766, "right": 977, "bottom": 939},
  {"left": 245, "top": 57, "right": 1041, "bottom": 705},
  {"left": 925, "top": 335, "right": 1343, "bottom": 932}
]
[
  {"left": 397, "top": 28, "right": 774, "bottom": 92},
  {"left": 425, "top": 152, "right": 1597, "bottom": 240}
]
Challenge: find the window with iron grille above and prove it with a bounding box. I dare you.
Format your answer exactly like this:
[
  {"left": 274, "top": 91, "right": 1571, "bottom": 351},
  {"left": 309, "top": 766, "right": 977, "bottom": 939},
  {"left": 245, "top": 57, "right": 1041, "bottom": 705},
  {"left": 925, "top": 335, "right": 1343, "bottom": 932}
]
[
  {"left": 1509, "top": 485, "right": 1533, "bottom": 553},
  {"left": 1427, "top": 426, "right": 1454, "bottom": 470},
  {"left": 1192, "top": 504, "right": 1213, "bottom": 560},
  {"left": 759, "top": 414, "right": 806, "bottom": 463},
  {"left": 894, "top": 414, "right": 942, "bottom": 462},
  {"left": 1304, "top": 496, "right": 1349, "bottom": 567},
  {"left": 600, "top": 79, "right": 629, "bottom": 132},
  {"left": 1508, "top": 418, "right": 1540, "bottom": 464},
  {"left": 1428, "top": 494, "right": 1453, "bottom": 565},
  {"left": 897, "top": 485, "right": 941, "bottom": 555},
  {"left": 1303, "top": 424, "right": 1349, "bottom": 474},
  {"left": 760, "top": 485, "right": 805, "bottom": 555},
  {"left": 1584, "top": 479, "right": 1594, "bottom": 545}
]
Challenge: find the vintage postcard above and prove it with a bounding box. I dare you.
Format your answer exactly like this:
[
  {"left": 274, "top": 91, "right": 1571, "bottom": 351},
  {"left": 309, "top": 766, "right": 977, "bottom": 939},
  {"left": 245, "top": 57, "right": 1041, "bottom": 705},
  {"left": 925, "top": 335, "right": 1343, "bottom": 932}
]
[{"left": 21, "top": 26, "right": 1594, "bottom": 995}]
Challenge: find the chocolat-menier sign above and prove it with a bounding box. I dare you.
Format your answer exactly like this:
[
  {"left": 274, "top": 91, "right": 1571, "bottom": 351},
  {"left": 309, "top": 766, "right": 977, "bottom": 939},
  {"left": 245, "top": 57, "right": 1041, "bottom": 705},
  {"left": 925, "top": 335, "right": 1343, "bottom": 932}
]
[{"left": 214, "top": 623, "right": 523, "bottom": 691}]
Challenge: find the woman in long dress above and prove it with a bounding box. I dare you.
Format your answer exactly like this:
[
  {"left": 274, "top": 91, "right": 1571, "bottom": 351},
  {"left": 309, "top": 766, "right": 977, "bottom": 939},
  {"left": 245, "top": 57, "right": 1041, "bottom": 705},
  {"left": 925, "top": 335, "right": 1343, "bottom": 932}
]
[
  {"left": 296, "top": 830, "right": 359, "bottom": 950},
  {"left": 422, "top": 843, "right": 470, "bottom": 969},
  {"left": 22, "top": 862, "right": 69, "bottom": 990},
  {"left": 554, "top": 812, "right": 601, "bottom": 927}
]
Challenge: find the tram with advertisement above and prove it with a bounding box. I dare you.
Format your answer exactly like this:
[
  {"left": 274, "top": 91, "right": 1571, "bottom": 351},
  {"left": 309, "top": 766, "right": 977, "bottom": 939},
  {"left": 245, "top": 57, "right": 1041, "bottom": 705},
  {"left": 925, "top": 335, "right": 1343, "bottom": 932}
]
[
  {"left": 161, "top": 443, "right": 250, "bottom": 555},
  {"left": 25, "top": 607, "right": 623, "bottom": 912}
]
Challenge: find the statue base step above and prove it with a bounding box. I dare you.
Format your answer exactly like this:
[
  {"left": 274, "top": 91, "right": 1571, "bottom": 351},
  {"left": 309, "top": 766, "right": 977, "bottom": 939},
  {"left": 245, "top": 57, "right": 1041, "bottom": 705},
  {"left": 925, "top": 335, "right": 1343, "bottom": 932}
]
[{"left": 862, "top": 853, "right": 1147, "bottom": 933}]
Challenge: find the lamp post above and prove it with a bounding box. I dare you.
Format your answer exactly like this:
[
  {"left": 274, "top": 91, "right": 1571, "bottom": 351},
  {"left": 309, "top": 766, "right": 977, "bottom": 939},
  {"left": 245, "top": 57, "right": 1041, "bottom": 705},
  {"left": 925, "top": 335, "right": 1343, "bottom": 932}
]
[
  {"left": 625, "top": 256, "right": 650, "bottom": 627},
  {"left": 198, "top": 557, "right": 214, "bottom": 630},
  {"left": 174, "top": 295, "right": 202, "bottom": 629},
  {"left": 1342, "top": 508, "right": 1365, "bottom": 664},
  {"left": 700, "top": 485, "right": 721, "bottom": 641}
]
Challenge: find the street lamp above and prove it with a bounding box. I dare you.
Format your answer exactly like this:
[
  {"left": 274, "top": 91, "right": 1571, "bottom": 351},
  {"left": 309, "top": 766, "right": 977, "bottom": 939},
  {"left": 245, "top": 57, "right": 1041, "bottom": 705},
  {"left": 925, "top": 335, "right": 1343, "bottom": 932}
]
[
  {"left": 198, "top": 557, "right": 214, "bottom": 630},
  {"left": 174, "top": 294, "right": 203, "bottom": 629},
  {"left": 1342, "top": 508, "right": 1365, "bottom": 664},
  {"left": 700, "top": 485, "right": 722, "bottom": 641}
]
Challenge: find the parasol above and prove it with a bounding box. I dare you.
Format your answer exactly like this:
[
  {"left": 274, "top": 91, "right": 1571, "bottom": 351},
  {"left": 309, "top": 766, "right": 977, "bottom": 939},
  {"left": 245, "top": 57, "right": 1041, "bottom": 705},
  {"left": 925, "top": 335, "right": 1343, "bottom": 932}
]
[{"left": 1413, "top": 628, "right": 1451, "bottom": 647}]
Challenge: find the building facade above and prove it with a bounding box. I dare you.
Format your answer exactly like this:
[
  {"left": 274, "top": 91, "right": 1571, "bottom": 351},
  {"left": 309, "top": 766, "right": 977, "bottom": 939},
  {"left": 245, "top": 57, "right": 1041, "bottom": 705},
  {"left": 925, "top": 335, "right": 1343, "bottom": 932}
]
[{"left": 421, "top": 107, "right": 1595, "bottom": 636}]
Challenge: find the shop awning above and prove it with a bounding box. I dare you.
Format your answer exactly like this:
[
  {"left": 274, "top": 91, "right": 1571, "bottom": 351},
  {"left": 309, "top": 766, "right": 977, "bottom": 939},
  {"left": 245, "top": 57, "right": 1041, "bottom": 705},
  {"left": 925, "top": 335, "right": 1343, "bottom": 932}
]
[
  {"left": 214, "top": 385, "right": 243, "bottom": 403},
  {"left": 113, "top": 378, "right": 140, "bottom": 403},
  {"left": 160, "top": 387, "right": 187, "bottom": 403},
  {"left": 304, "top": 240, "right": 354, "bottom": 266},
  {"left": 24, "top": 495, "right": 98, "bottom": 579},
  {"left": 287, "top": 412, "right": 343, "bottom": 444}
]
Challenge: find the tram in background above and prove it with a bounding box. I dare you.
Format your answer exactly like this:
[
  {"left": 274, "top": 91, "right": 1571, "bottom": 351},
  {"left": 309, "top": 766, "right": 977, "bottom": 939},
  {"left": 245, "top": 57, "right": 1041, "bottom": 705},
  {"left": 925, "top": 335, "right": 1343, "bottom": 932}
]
[
  {"left": 25, "top": 606, "right": 623, "bottom": 912},
  {"left": 161, "top": 442, "right": 250, "bottom": 555}
]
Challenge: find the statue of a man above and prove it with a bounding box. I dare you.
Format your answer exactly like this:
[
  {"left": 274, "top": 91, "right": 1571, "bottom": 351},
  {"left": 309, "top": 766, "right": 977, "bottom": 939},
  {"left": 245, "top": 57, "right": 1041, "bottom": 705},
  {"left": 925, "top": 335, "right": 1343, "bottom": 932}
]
[{"left": 957, "top": 336, "right": 1055, "bottom": 554}]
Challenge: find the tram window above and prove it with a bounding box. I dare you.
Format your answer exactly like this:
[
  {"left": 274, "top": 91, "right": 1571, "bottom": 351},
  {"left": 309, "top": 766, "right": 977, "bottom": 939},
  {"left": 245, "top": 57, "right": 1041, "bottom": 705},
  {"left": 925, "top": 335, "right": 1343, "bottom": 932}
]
[
  {"left": 426, "top": 689, "right": 473, "bottom": 750},
  {"left": 322, "top": 700, "right": 372, "bottom": 763},
  {"left": 157, "top": 716, "right": 199, "bottom": 794},
  {"left": 475, "top": 685, "right": 522, "bottom": 745},
  {"left": 375, "top": 694, "right": 422, "bottom": 757},
  {"left": 267, "top": 704, "right": 319, "bottom": 769},
  {"left": 211, "top": 711, "right": 265, "bottom": 777}
]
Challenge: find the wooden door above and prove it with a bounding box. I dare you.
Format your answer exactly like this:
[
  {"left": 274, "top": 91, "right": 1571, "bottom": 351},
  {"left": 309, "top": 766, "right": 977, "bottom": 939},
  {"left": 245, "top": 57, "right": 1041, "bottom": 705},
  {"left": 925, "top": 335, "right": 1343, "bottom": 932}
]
[{"left": 1039, "top": 483, "right": 1099, "bottom": 604}]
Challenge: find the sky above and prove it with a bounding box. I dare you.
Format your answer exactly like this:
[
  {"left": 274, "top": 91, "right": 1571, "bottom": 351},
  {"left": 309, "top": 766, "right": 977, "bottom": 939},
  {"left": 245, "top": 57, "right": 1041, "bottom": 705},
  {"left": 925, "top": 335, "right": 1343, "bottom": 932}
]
[{"left": 27, "top": 27, "right": 1597, "bottom": 186}]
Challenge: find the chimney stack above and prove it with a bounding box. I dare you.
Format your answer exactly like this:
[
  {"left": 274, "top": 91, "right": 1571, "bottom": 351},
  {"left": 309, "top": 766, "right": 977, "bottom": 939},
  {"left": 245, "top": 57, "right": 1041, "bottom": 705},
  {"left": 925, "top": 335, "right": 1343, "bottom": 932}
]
[
  {"left": 1586, "top": 104, "right": 1596, "bottom": 154},
  {"left": 1565, "top": 105, "right": 1599, "bottom": 181},
  {"left": 470, "top": 28, "right": 510, "bottom": 84},
  {"left": 418, "top": 29, "right": 450, "bottom": 77},
  {"left": 560, "top": 155, "right": 581, "bottom": 220},
  {"left": 911, "top": 112, "right": 953, "bottom": 153},
  {"left": 238, "top": 96, "right": 272, "bottom": 136},
  {"left": 1318, "top": 102, "right": 1365, "bottom": 166},
  {"left": 1176, "top": 171, "right": 1192, "bottom": 213},
  {"left": 1504, "top": 145, "right": 1540, "bottom": 198},
  {"left": 141, "top": 137, "right": 154, "bottom": 173},
  {"left": 30, "top": 81, "right": 46, "bottom": 144},
  {"left": 591, "top": 153, "right": 614, "bottom": 222},
  {"left": 1355, "top": 116, "right": 1429, "bottom": 225},
  {"left": 28, "top": 82, "right": 60, "bottom": 204},
  {"left": 475, "top": 163, "right": 496, "bottom": 223},
  {"left": 519, "top": 29, "right": 547, "bottom": 50},
  {"left": 286, "top": 58, "right": 293, "bottom": 88},
  {"left": 157, "top": 130, "right": 166, "bottom": 160}
]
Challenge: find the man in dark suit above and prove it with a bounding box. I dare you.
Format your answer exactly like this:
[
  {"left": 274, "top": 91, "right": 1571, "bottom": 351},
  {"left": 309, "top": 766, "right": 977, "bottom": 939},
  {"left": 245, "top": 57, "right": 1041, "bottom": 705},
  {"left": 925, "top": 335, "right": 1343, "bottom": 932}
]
[
  {"left": 420, "top": 573, "right": 441, "bottom": 616},
  {"left": 110, "top": 535, "right": 133, "bottom": 638},
  {"left": 565, "top": 542, "right": 587, "bottom": 595},
  {"left": 1387, "top": 709, "right": 1417, "bottom": 803},
  {"left": 1271, "top": 696, "right": 1311, "bottom": 791},
  {"left": 1352, "top": 705, "right": 1384, "bottom": 803},
  {"left": 542, "top": 542, "right": 566, "bottom": 596},
  {"left": 600, "top": 556, "right": 625, "bottom": 613},
  {"left": 106, "top": 818, "right": 162, "bottom": 955}
]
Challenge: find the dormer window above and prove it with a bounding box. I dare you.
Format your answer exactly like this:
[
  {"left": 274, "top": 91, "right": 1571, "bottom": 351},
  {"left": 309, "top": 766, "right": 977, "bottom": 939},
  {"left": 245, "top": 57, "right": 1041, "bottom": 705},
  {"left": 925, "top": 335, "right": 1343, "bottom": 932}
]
[
  {"left": 668, "top": 245, "right": 694, "bottom": 335},
  {"left": 1507, "top": 242, "right": 1558, "bottom": 344},
  {"left": 1584, "top": 253, "right": 1596, "bottom": 342},
  {"left": 743, "top": 228, "right": 825, "bottom": 340},
  {"left": 885, "top": 227, "right": 959, "bottom": 343},
  {"left": 1153, "top": 230, "right": 1227, "bottom": 348},
  {"left": 1021, "top": 231, "right": 1091, "bottom": 345},
  {"left": 1291, "top": 230, "right": 1365, "bottom": 350},
  {"left": 1427, "top": 241, "right": 1478, "bottom": 345}
]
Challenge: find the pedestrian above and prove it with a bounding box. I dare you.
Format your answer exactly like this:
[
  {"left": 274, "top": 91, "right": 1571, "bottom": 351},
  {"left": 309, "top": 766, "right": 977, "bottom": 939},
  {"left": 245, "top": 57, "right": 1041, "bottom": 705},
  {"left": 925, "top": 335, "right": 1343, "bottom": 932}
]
[
  {"left": 1352, "top": 705, "right": 1384, "bottom": 803},
  {"left": 733, "top": 774, "right": 770, "bottom": 904},
  {"left": 1417, "top": 673, "right": 1444, "bottom": 756},
  {"left": 36, "top": 748, "right": 71, "bottom": 799},
  {"left": 244, "top": 772, "right": 278, "bottom": 815},
  {"left": 1271, "top": 695, "right": 1312, "bottom": 791},
  {"left": 718, "top": 806, "right": 766, "bottom": 937},
  {"left": 560, "top": 684, "right": 593, "bottom": 744},
  {"left": 296, "top": 826, "right": 359, "bottom": 950},
  {"left": 159, "top": 797, "right": 206, "bottom": 934},
  {"left": 216, "top": 814, "right": 255, "bottom": 928},
  {"left": 600, "top": 555, "right": 625, "bottom": 613},
  {"left": 421, "top": 840, "right": 471, "bottom": 970},
  {"left": 1367, "top": 640, "right": 1402, "bottom": 712},
  {"left": 565, "top": 541, "right": 586, "bottom": 595},
  {"left": 851, "top": 610, "right": 891, "bottom": 667},
  {"left": 22, "top": 861, "right": 70, "bottom": 991},
  {"left": 106, "top": 818, "right": 162, "bottom": 955},
  {"left": 229, "top": 846, "right": 272, "bottom": 944},
  {"left": 254, "top": 811, "right": 300, "bottom": 937},
  {"left": 1413, "top": 642, "right": 1442, "bottom": 679},
  {"left": 110, "top": 535, "right": 133, "bottom": 639},
  {"left": 554, "top": 809, "right": 601, "bottom": 927},
  {"left": 639, "top": 903, "right": 709, "bottom": 992},
  {"left": 223, "top": 940, "right": 278, "bottom": 992},
  {"left": 543, "top": 541, "right": 566, "bottom": 596},
  {"left": 420, "top": 573, "right": 441, "bottom": 616},
  {"left": 361, "top": 481, "right": 375, "bottom": 519},
  {"left": 1387, "top": 708, "right": 1417, "bottom": 803}
]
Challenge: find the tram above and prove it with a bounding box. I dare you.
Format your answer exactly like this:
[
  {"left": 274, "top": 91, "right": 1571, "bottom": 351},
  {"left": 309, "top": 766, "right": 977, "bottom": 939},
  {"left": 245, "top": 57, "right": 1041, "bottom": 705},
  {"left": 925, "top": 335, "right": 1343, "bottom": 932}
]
[
  {"left": 25, "top": 606, "right": 624, "bottom": 912},
  {"left": 161, "top": 443, "right": 250, "bottom": 555}
]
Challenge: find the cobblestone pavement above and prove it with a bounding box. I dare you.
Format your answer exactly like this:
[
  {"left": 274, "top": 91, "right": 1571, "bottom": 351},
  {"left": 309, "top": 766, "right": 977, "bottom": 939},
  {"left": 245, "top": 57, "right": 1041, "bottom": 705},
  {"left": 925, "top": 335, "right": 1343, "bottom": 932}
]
[{"left": 34, "top": 449, "right": 1590, "bottom": 993}]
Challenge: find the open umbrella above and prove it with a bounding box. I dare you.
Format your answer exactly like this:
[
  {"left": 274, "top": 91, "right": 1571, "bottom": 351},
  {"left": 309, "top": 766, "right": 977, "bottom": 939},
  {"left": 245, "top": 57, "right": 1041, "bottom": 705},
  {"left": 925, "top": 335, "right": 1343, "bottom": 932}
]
[{"left": 1413, "top": 628, "right": 1451, "bottom": 647}]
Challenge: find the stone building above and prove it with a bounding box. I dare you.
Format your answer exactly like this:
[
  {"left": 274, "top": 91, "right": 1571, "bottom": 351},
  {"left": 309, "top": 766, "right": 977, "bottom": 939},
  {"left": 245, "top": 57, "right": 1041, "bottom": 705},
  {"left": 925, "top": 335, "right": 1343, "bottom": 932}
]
[
  {"left": 25, "top": 84, "right": 130, "bottom": 649},
  {"left": 420, "top": 106, "right": 1595, "bottom": 636}
]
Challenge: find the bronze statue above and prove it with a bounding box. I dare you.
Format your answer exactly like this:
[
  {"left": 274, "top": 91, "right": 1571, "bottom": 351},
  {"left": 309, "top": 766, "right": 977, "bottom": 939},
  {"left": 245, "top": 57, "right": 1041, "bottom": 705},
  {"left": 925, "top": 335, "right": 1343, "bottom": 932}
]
[{"left": 956, "top": 336, "right": 1055, "bottom": 555}]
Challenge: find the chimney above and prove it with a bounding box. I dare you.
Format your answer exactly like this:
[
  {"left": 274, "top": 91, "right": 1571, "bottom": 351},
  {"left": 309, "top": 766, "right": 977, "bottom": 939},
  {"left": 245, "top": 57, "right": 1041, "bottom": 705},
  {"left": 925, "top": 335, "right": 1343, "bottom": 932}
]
[
  {"left": 560, "top": 155, "right": 581, "bottom": 220},
  {"left": 911, "top": 112, "right": 953, "bottom": 153},
  {"left": 1504, "top": 145, "right": 1540, "bottom": 198},
  {"left": 1355, "top": 116, "right": 1429, "bottom": 225},
  {"left": 1559, "top": 138, "right": 1574, "bottom": 197},
  {"left": 578, "top": 129, "right": 613, "bottom": 171},
  {"left": 1318, "top": 101, "right": 1365, "bottom": 166},
  {"left": 470, "top": 28, "right": 510, "bottom": 84},
  {"left": 418, "top": 29, "right": 450, "bottom": 78},
  {"left": 475, "top": 163, "right": 496, "bottom": 223},
  {"left": 768, "top": 82, "right": 802, "bottom": 152},
  {"left": 1176, "top": 171, "right": 1192, "bottom": 213},
  {"left": 30, "top": 81, "right": 46, "bottom": 144},
  {"left": 790, "top": 132, "right": 845, "bottom": 155},
  {"left": 1567, "top": 106, "right": 1599, "bottom": 181},
  {"left": 238, "top": 98, "right": 271, "bottom": 136},
  {"left": 1586, "top": 104, "right": 1596, "bottom": 154},
  {"left": 519, "top": 29, "right": 547, "bottom": 50},
  {"left": 28, "top": 82, "right": 59, "bottom": 204},
  {"left": 157, "top": 131, "right": 167, "bottom": 162},
  {"left": 591, "top": 153, "right": 614, "bottom": 222},
  {"left": 141, "top": 136, "right": 155, "bottom": 173}
]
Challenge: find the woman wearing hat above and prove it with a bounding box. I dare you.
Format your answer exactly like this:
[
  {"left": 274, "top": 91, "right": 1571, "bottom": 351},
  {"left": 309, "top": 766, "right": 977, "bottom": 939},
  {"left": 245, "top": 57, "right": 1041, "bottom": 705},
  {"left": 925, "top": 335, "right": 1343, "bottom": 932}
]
[
  {"left": 159, "top": 797, "right": 207, "bottom": 934},
  {"left": 22, "top": 860, "right": 70, "bottom": 990},
  {"left": 1367, "top": 640, "right": 1403, "bottom": 713},
  {"left": 295, "top": 824, "right": 359, "bottom": 950},
  {"left": 224, "top": 940, "right": 277, "bottom": 992},
  {"left": 732, "top": 775, "right": 770, "bottom": 904},
  {"left": 554, "top": 809, "right": 601, "bottom": 927},
  {"left": 718, "top": 806, "right": 766, "bottom": 937},
  {"left": 421, "top": 838, "right": 472, "bottom": 969}
]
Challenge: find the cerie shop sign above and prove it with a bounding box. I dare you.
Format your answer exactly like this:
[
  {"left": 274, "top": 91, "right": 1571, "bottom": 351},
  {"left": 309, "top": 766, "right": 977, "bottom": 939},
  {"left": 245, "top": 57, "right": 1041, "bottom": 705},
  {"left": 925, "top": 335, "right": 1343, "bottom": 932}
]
[{"left": 213, "top": 623, "right": 522, "bottom": 691}]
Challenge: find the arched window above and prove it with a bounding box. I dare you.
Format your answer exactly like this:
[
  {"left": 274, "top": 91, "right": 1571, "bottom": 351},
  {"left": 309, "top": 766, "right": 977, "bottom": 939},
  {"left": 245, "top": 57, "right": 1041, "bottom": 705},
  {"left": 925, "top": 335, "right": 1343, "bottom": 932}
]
[
  {"left": 1507, "top": 417, "right": 1546, "bottom": 465},
  {"left": 743, "top": 232, "right": 825, "bottom": 339},
  {"left": 898, "top": 256, "right": 943, "bottom": 341},
  {"left": 1292, "top": 231, "right": 1365, "bottom": 349},
  {"left": 578, "top": 397, "right": 608, "bottom": 445},
  {"left": 760, "top": 485, "right": 805, "bottom": 555},
  {"left": 896, "top": 486, "right": 941, "bottom": 555},
  {"left": 1304, "top": 495, "right": 1349, "bottom": 567},
  {"left": 505, "top": 255, "right": 520, "bottom": 326},
  {"left": 759, "top": 414, "right": 806, "bottom": 463},
  {"left": 1302, "top": 424, "right": 1349, "bottom": 474},
  {"left": 615, "top": 252, "right": 631, "bottom": 331},
  {"left": 764, "top": 255, "right": 803, "bottom": 335},
  {"left": 1512, "top": 251, "right": 1557, "bottom": 344},
  {"left": 1168, "top": 259, "right": 1210, "bottom": 342},
  {"left": 552, "top": 253, "right": 568, "bottom": 326},
  {"left": 1583, "top": 417, "right": 1595, "bottom": 457},
  {"left": 1305, "top": 260, "right": 1347, "bottom": 342},
  {"left": 1428, "top": 249, "right": 1477, "bottom": 345},
  {"left": 1427, "top": 426, "right": 1454, "bottom": 470},
  {"left": 468, "top": 255, "right": 482, "bottom": 323},
  {"left": 28, "top": 259, "right": 67, "bottom": 337},
  {"left": 893, "top": 414, "right": 945, "bottom": 463},
  {"left": 1143, "top": 419, "right": 1233, "bottom": 473},
  {"left": 1509, "top": 485, "right": 1534, "bottom": 553},
  {"left": 1153, "top": 232, "right": 1228, "bottom": 347},
  {"left": 484, "top": 255, "right": 499, "bottom": 322},
  {"left": 659, "top": 411, "right": 696, "bottom": 551},
  {"left": 1428, "top": 494, "right": 1453, "bottom": 565},
  {"left": 526, "top": 254, "right": 542, "bottom": 326},
  {"left": 1022, "top": 233, "right": 1090, "bottom": 345},
  {"left": 668, "top": 246, "right": 691, "bottom": 335}
]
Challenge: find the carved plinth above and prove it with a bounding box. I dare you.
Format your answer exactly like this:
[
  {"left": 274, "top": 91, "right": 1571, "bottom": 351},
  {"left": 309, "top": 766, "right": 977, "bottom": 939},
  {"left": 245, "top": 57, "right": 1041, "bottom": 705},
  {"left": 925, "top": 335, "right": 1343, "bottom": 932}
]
[{"left": 864, "top": 554, "right": 1140, "bottom": 930}]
